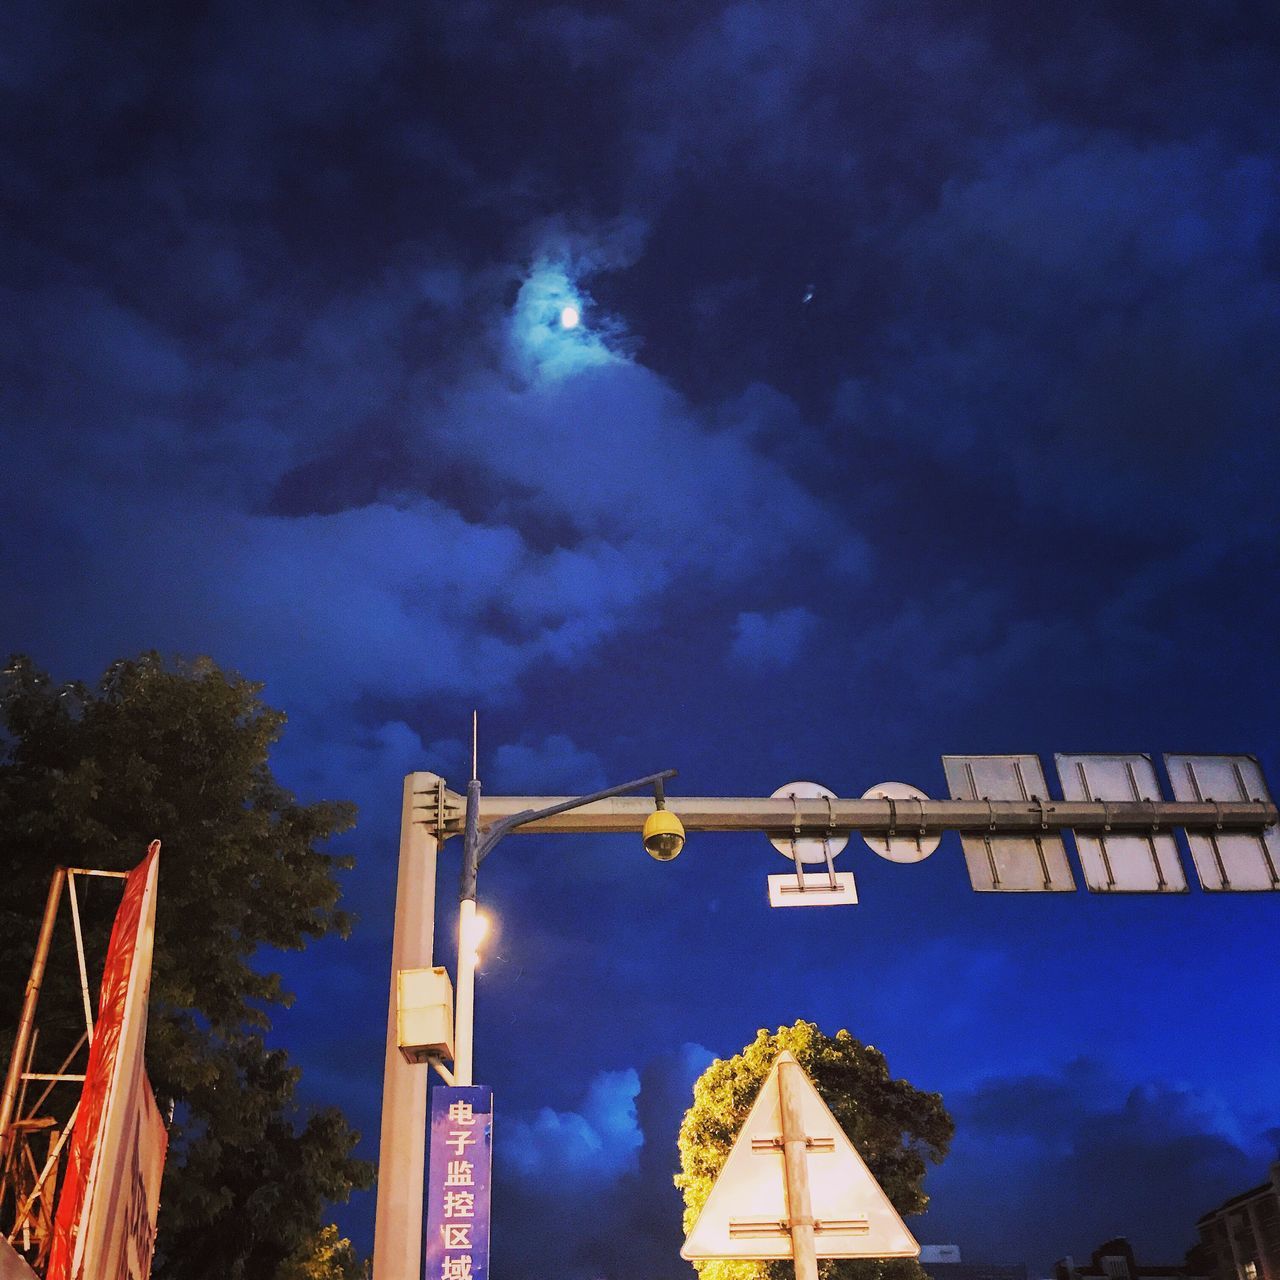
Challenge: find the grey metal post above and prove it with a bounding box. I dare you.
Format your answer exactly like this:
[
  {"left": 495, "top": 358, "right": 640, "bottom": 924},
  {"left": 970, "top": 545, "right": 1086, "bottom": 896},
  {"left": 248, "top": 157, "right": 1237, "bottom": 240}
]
[
  {"left": 453, "top": 778, "right": 483, "bottom": 1086},
  {"left": 460, "top": 778, "right": 481, "bottom": 903},
  {"left": 372, "top": 774, "right": 441, "bottom": 1280},
  {"left": 778, "top": 1054, "right": 819, "bottom": 1280}
]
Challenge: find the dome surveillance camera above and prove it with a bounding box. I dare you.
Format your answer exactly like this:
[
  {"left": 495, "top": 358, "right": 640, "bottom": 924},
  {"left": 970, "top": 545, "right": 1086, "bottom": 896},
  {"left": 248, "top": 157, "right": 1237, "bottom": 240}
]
[{"left": 643, "top": 809, "right": 685, "bottom": 861}]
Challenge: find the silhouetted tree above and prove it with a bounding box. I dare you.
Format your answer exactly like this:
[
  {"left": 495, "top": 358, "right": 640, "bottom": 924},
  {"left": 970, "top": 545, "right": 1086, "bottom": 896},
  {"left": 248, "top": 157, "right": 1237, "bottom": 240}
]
[{"left": 0, "top": 653, "right": 372, "bottom": 1279}]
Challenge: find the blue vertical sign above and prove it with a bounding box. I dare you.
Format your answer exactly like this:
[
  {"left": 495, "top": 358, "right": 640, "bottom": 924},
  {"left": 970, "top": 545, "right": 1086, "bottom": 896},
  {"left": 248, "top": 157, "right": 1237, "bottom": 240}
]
[{"left": 424, "top": 1086, "right": 493, "bottom": 1280}]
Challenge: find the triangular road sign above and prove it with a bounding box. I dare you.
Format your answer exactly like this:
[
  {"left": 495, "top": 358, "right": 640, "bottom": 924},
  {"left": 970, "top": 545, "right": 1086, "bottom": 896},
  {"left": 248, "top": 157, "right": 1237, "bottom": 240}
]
[{"left": 681, "top": 1051, "right": 920, "bottom": 1261}]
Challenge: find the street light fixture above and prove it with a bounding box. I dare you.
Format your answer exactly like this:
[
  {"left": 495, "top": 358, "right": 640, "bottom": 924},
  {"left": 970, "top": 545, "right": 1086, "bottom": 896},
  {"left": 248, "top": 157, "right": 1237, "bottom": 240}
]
[{"left": 452, "top": 764, "right": 678, "bottom": 1086}]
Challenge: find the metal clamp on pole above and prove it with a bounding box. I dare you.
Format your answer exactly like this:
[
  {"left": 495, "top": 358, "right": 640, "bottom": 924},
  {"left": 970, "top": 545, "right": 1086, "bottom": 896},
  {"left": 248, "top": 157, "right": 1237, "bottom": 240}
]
[
  {"left": 822, "top": 795, "right": 837, "bottom": 891},
  {"left": 790, "top": 791, "right": 805, "bottom": 892},
  {"left": 1035, "top": 796, "right": 1050, "bottom": 830}
]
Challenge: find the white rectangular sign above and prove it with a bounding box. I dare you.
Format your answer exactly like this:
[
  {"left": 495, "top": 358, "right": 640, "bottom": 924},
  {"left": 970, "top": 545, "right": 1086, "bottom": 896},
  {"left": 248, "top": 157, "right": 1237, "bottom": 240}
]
[{"left": 767, "top": 872, "right": 857, "bottom": 908}]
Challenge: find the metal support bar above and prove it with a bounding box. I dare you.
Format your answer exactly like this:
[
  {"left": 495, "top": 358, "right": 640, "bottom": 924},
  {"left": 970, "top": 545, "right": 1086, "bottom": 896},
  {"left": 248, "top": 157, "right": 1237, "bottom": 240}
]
[
  {"left": 778, "top": 1057, "right": 819, "bottom": 1280},
  {"left": 414, "top": 791, "right": 1276, "bottom": 838},
  {"left": 65, "top": 872, "right": 95, "bottom": 1042},
  {"left": 22, "top": 1034, "right": 88, "bottom": 1125},
  {"left": 0, "top": 870, "right": 65, "bottom": 1161},
  {"left": 7, "top": 1102, "right": 78, "bottom": 1241},
  {"left": 13, "top": 1031, "right": 37, "bottom": 1150},
  {"left": 473, "top": 769, "right": 678, "bottom": 863}
]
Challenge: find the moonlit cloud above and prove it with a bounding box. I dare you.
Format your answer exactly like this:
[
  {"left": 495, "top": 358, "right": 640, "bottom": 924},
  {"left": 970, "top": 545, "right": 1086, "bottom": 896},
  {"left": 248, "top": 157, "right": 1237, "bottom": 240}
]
[
  {"left": 502, "top": 1068, "right": 643, "bottom": 1182},
  {"left": 508, "top": 260, "right": 616, "bottom": 382}
]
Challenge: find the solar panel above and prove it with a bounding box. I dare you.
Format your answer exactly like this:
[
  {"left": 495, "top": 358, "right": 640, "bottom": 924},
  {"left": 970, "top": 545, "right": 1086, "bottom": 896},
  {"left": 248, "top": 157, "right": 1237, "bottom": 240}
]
[
  {"left": 1163, "top": 754, "right": 1280, "bottom": 891},
  {"left": 942, "top": 754, "right": 1076, "bottom": 892},
  {"left": 1054, "top": 754, "right": 1186, "bottom": 893}
]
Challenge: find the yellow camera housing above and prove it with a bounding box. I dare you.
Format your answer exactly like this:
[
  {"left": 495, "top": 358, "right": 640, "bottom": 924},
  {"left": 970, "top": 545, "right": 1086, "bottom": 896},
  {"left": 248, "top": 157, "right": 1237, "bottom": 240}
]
[{"left": 642, "top": 809, "right": 686, "bottom": 861}]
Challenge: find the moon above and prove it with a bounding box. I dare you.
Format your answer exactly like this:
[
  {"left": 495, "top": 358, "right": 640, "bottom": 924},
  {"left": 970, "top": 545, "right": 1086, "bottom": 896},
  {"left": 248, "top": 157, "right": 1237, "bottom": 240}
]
[{"left": 559, "top": 304, "right": 581, "bottom": 329}]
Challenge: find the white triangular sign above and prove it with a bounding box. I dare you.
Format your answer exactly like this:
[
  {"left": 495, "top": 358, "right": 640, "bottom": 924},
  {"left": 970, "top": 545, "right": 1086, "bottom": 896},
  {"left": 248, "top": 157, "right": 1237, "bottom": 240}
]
[{"left": 681, "top": 1051, "right": 920, "bottom": 1261}]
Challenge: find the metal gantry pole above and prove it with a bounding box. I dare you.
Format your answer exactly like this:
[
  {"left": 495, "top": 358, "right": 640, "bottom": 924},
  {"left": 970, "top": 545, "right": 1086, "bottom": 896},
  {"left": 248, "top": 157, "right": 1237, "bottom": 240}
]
[
  {"left": 372, "top": 775, "right": 442, "bottom": 1280},
  {"left": 457, "top": 793, "right": 1277, "bottom": 837}
]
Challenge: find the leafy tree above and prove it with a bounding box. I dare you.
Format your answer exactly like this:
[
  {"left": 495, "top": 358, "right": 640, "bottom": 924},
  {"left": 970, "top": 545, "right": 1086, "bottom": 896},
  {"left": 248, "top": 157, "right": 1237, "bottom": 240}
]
[
  {"left": 676, "top": 1020, "right": 953, "bottom": 1280},
  {"left": 0, "top": 653, "right": 373, "bottom": 1279},
  {"left": 279, "top": 1223, "right": 366, "bottom": 1280}
]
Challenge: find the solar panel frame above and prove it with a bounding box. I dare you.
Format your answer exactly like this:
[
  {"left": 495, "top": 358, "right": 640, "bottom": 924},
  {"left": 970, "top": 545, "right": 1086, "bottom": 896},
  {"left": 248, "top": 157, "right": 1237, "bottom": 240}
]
[
  {"left": 1054, "top": 753, "right": 1187, "bottom": 893},
  {"left": 1163, "top": 754, "right": 1280, "bottom": 891},
  {"left": 941, "top": 754, "right": 1076, "bottom": 892}
]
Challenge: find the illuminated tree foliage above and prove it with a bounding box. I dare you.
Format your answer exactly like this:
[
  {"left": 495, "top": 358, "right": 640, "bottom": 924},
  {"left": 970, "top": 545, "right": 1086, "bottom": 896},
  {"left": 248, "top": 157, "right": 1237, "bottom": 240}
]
[
  {"left": 676, "top": 1021, "right": 953, "bottom": 1280},
  {"left": 0, "top": 653, "right": 371, "bottom": 1280},
  {"left": 279, "top": 1223, "right": 366, "bottom": 1280}
]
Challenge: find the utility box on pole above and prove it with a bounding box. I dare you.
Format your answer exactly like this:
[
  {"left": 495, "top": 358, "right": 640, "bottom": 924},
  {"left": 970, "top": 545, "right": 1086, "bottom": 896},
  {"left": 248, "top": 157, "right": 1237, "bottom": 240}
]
[{"left": 397, "top": 967, "right": 454, "bottom": 1064}]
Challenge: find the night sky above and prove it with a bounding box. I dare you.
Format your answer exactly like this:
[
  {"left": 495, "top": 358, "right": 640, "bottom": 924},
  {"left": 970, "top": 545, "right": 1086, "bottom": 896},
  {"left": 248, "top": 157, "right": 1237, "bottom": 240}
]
[{"left": 3, "top": 3, "right": 1280, "bottom": 1277}]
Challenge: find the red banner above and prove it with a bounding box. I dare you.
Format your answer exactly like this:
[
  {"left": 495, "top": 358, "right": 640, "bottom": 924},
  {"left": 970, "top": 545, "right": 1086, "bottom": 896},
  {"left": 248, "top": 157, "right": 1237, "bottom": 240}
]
[{"left": 48, "top": 842, "right": 168, "bottom": 1280}]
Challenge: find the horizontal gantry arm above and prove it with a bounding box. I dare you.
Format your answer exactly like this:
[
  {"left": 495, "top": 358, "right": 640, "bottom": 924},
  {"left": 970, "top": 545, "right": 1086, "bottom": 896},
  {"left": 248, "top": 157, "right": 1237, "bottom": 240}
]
[{"left": 409, "top": 775, "right": 1277, "bottom": 840}]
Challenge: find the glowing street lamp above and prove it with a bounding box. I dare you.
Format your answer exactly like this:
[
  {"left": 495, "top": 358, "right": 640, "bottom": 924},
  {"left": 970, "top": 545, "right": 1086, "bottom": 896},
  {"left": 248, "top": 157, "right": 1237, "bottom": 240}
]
[{"left": 451, "top": 742, "right": 677, "bottom": 1086}]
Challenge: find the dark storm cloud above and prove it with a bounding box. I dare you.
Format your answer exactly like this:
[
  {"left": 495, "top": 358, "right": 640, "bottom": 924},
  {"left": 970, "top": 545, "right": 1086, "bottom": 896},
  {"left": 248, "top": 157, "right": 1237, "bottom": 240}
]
[
  {"left": 854, "top": 129, "right": 1280, "bottom": 527},
  {"left": 490, "top": 734, "right": 606, "bottom": 794},
  {"left": 926, "top": 1059, "right": 1280, "bottom": 1272},
  {"left": 730, "top": 607, "right": 818, "bottom": 669},
  {"left": 491, "top": 1043, "right": 713, "bottom": 1280},
  {"left": 1, "top": 228, "right": 869, "bottom": 731}
]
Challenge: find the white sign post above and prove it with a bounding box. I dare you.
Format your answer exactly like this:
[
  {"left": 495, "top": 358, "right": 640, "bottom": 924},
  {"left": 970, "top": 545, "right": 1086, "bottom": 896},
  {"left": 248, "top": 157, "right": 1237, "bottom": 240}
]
[{"left": 681, "top": 1051, "right": 919, "bottom": 1278}]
